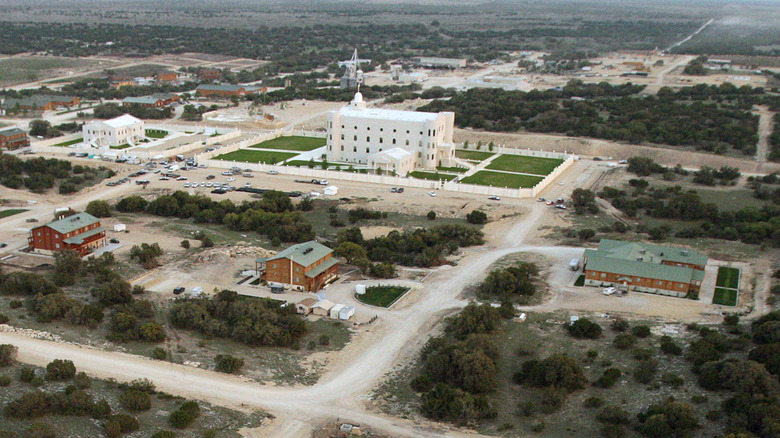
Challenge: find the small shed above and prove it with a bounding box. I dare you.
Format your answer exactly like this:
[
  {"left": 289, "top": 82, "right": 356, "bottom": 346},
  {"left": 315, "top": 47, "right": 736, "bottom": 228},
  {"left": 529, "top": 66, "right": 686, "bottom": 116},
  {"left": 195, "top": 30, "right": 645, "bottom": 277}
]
[
  {"left": 329, "top": 303, "right": 346, "bottom": 319},
  {"left": 323, "top": 185, "right": 338, "bottom": 196},
  {"left": 311, "top": 299, "right": 335, "bottom": 316},
  {"left": 355, "top": 284, "right": 366, "bottom": 295},
  {"left": 339, "top": 305, "right": 355, "bottom": 320},
  {"left": 113, "top": 224, "right": 126, "bottom": 232},
  {"left": 296, "top": 298, "right": 317, "bottom": 315}
]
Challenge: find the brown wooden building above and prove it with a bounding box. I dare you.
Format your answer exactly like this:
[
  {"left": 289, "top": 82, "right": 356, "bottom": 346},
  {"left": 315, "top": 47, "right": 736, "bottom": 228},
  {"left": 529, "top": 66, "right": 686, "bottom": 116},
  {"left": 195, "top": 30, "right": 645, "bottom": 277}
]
[
  {"left": 0, "top": 127, "right": 29, "bottom": 150},
  {"left": 195, "top": 84, "right": 246, "bottom": 98},
  {"left": 197, "top": 68, "right": 222, "bottom": 81},
  {"left": 2, "top": 95, "right": 80, "bottom": 112},
  {"left": 256, "top": 241, "right": 338, "bottom": 292},
  {"left": 28, "top": 212, "right": 106, "bottom": 256}
]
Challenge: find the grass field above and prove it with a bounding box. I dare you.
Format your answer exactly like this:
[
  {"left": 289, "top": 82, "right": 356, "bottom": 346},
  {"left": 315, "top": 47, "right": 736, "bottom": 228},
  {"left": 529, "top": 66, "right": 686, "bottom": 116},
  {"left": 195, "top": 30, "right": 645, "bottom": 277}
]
[
  {"left": 109, "top": 143, "right": 131, "bottom": 150},
  {"left": 356, "top": 285, "right": 410, "bottom": 308},
  {"left": 249, "top": 136, "right": 326, "bottom": 151},
  {"left": 486, "top": 154, "right": 563, "bottom": 175},
  {"left": 454, "top": 150, "right": 494, "bottom": 161},
  {"left": 436, "top": 166, "right": 468, "bottom": 173},
  {"left": 460, "top": 171, "right": 544, "bottom": 188},
  {"left": 0, "top": 209, "right": 28, "bottom": 219},
  {"left": 713, "top": 287, "right": 738, "bottom": 306},
  {"left": 213, "top": 149, "right": 298, "bottom": 164},
  {"left": 409, "top": 171, "right": 458, "bottom": 181},
  {"left": 53, "top": 137, "right": 83, "bottom": 147},
  {"left": 145, "top": 129, "right": 168, "bottom": 139},
  {"left": 716, "top": 266, "right": 741, "bottom": 289},
  {"left": 0, "top": 56, "right": 103, "bottom": 85}
]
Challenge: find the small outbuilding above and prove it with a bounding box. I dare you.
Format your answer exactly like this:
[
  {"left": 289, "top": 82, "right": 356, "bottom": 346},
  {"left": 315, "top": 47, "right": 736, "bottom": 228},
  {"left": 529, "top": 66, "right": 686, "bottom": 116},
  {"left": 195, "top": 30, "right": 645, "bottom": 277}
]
[
  {"left": 311, "top": 299, "right": 335, "bottom": 316},
  {"left": 113, "top": 224, "right": 126, "bottom": 232},
  {"left": 338, "top": 305, "right": 355, "bottom": 320},
  {"left": 296, "top": 298, "right": 317, "bottom": 315},
  {"left": 329, "top": 303, "right": 346, "bottom": 319}
]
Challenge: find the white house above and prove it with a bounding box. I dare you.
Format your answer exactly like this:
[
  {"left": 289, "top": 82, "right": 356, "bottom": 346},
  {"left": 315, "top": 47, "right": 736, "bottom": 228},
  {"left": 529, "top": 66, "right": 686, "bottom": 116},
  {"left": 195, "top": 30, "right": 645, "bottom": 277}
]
[
  {"left": 326, "top": 92, "right": 455, "bottom": 175},
  {"left": 83, "top": 114, "right": 144, "bottom": 148}
]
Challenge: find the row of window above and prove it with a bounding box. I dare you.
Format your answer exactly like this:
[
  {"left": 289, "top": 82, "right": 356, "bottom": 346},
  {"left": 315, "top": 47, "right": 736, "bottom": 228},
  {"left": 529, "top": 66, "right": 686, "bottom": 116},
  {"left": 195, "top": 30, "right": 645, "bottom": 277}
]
[{"left": 590, "top": 271, "right": 687, "bottom": 288}]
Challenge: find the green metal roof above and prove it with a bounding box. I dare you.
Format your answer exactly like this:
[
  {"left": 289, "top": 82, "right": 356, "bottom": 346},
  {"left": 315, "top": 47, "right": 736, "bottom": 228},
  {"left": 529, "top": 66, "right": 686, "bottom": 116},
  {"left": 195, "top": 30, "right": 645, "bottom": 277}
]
[
  {"left": 63, "top": 226, "right": 105, "bottom": 245},
  {"left": 268, "top": 241, "right": 333, "bottom": 268},
  {"left": 1, "top": 95, "right": 76, "bottom": 109},
  {"left": 584, "top": 251, "right": 698, "bottom": 284},
  {"left": 305, "top": 257, "right": 338, "bottom": 278},
  {"left": 196, "top": 84, "right": 244, "bottom": 92},
  {"left": 0, "top": 127, "right": 26, "bottom": 137},
  {"left": 123, "top": 96, "right": 161, "bottom": 104},
  {"left": 597, "top": 239, "right": 708, "bottom": 267},
  {"left": 43, "top": 212, "right": 101, "bottom": 235}
]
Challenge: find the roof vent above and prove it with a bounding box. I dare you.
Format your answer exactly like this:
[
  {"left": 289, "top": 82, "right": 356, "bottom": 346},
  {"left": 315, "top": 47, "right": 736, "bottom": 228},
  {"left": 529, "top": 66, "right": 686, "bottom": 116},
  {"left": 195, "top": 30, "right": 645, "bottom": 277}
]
[
  {"left": 639, "top": 249, "right": 646, "bottom": 254},
  {"left": 681, "top": 250, "right": 688, "bottom": 256},
  {"left": 303, "top": 247, "right": 313, "bottom": 255}
]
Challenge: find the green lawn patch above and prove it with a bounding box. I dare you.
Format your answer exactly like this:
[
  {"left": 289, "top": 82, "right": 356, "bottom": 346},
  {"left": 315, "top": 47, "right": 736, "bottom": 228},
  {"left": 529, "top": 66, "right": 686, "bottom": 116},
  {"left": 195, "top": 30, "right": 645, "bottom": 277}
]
[
  {"left": 356, "top": 285, "right": 410, "bottom": 308},
  {"left": 53, "top": 137, "right": 83, "bottom": 147},
  {"left": 460, "top": 171, "right": 544, "bottom": 188},
  {"left": 213, "top": 149, "right": 298, "bottom": 164},
  {"left": 145, "top": 129, "right": 168, "bottom": 139},
  {"left": 0, "top": 208, "right": 28, "bottom": 219},
  {"left": 109, "top": 143, "right": 131, "bottom": 150},
  {"left": 574, "top": 274, "right": 585, "bottom": 287},
  {"left": 409, "top": 171, "right": 457, "bottom": 181},
  {"left": 437, "top": 166, "right": 468, "bottom": 173},
  {"left": 486, "top": 154, "right": 564, "bottom": 176},
  {"left": 716, "top": 266, "right": 741, "bottom": 289},
  {"left": 713, "top": 287, "right": 738, "bottom": 306},
  {"left": 455, "top": 150, "right": 494, "bottom": 161},
  {"left": 249, "top": 135, "right": 326, "bottom": 151}
]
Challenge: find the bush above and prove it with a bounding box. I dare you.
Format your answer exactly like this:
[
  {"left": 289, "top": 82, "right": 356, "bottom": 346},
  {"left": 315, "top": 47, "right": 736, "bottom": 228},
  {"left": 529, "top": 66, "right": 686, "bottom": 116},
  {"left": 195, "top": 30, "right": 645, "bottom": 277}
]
[
  {"left": 466, "top": 210, "right": 488, "bottom": 224},
  {"left": 91, "top": 399, "right": 112, "bottom": 419},
  {"left": 105, "top": 414, "right": 139, "bottom": 437},
  {"left": 139, "top": 322, "right": 166, "bottom": 342},
  {"left": 613, "top": 334, "right": 637, "bottom": 350},
  {"left": 45, "top": 359, "right": 76, "bottom": 381},
  {"left": 0, "top": 344, "right": 18, "bottom": 367},
  {"left": 151, "top": 432, "right": 177, "bottom": 438},
  {"left": 180, "top": 240, "right": 190, "bottom": 249},
  {"left": 660, "top": 339, "right": 682, "bottom": 356},
  {"left": 567, "top": 318, "right": 602, "bottom": 339},
  {"left": 632, "top": 325, "right": 652, "bottom": 338},
  {"left": 410, "top": 374, "right": 434, "bottom": 393},
  {"left": 597, "top": 406, "right": 631, "bottom": 425},
  {"left": 19, "top": 367, "right": 35, "bottom": 383},
  {"left": 584, "top": 397, "right": 605, "bottom": 408},
  {"left": 0, "top": 314, "right": 8, "bottom": 324},
  {"left": 169, "top": 409, "right": 196, "bottom": 429},
  {"left": 595, "top": 368, "right": 622, "bottom": 388},
  {"left": 25, "top": 423, "right": 55, "bottom": 438},
  {"left": 0, "top": 375, "right": 10, "bottom": 387},
  {"left": 151, "top": 348, "right": 168, "bottom": 361},
  {"left": 119, "top": 390, "right": 152, "bottom": 412},
  {"left": 427, "top": 210, "right": 436, "bottom": 220},
  {"left": 73, "top": 372, "right": 91, "bottom": 389},
  {"left": 634, "top": 358, "right": 659, "bottom": 384},
  {"left": 516, "top": 354, "right": 587, "bottom": 392},
  {"left": 85, "top": 200, "right": 112, "bottom": 217},
  {"left": 214, "top": 354, "right": 244, "bottom": 374}
]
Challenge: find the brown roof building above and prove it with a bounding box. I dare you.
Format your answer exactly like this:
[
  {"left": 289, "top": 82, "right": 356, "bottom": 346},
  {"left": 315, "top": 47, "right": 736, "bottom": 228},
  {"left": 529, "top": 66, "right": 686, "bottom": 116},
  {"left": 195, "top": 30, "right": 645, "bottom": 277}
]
[
  {"left": 28, "top": 212, "right": 106, "bottom": 256},
  {"left": 257, "top": 241, "right": 338, "bottom": 292},
  {"left": 0, "top": 127, "right": 29, "bottom": 150}
]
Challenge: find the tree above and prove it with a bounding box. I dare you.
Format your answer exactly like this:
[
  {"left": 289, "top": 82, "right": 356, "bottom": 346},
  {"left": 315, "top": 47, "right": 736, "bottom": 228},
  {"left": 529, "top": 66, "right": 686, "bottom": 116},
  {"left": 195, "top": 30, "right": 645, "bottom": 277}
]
[
  {"left": 578, "top": 228, "right": 596, "bottom": 240},
  {"left": 0, "top": 344, "right": 18, "bottom": 367},
  {"left": 45, "top": 359, "right": 76, "bottom": 381},
  {"left": 333, "top": 241, "right": 367, "bottom": 264},
  {"left": 567, "top": 318, "right": 602, "bottom": 339},
  {"left": 119, "top": 390, "right": 152, "bottom": 412},
  {"left": 427, "top": 210, "right": 437, "bottom": 220},
  {"left": 85, "top": 200, "right": 112, "bottom": 217},
  {"left": 571, "top": 188, "right": 599, "bottom": 214},
  {"left": 29, "top": 120, "right": 52, "bottom": 137},
  {"left": 515, "top": 354, "right": 587, "bottom": 392},
  {"left": 139, "top": 322, "right": 166, "bottom": 342},
  {"left": 200, "top": 236, "right": 214, "bottom": 248},
  {"left": 180, "top": 239, "right": 190, "bottom": 249},
  {"left": 214, "top": 354, "right": 244, "bottom": 374},
  {"left": 466, "top": 210, "right": 488, "bottom": 224}
]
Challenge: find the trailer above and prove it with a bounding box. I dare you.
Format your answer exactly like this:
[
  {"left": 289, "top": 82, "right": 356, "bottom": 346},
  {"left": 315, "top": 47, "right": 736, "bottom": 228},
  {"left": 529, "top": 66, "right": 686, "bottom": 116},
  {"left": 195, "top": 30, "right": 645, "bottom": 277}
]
[{"left": 569, "top": 258, "right": 581, "bottom": 271}]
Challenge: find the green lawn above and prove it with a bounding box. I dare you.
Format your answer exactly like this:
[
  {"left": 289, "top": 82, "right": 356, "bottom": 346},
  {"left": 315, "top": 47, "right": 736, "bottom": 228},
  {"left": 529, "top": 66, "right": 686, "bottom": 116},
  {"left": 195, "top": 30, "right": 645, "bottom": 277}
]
[
  {"left": 145, "top": 129, "right": 168, "bottom": 139},
  {"left": 213, "top": 149, "right": 299, "bottom": 164},
  {"left": 486, "top": 154, "right": 564, "bottom": 176},
  {"left": 109, "top": 143, "right": 131, "bottom": 150},
  {"left": 460, "top": 171, "right": 544, "bottom": 188},
  {"left": 454, "top": 150, "right": 494, "bottom": 161},
  {"left": 716, "top": 266, "right": 741, "bottom": 289},
  {"left": 0, "top": 209, "right": 28, "bottom": 219},
  {"left": 356, "top": 285, "right": 410, "bottom": 308},
  {"left": 713, "top": 287, "right": 738, "bottom": 306},
  {"left": 249, "top": 136, "right": 326, "bottom": 151},
  {"left": 409, "top": 171, "right": 458, "bottom": 181},
  {"left": 437, "top": 166, "right": 468, "bottom": 173},
  {"left": 574, "top": 275, "right": 585, "bottom": 287},
  {"left": 53, "top": 137, "right": 83, "bottom": 147}
]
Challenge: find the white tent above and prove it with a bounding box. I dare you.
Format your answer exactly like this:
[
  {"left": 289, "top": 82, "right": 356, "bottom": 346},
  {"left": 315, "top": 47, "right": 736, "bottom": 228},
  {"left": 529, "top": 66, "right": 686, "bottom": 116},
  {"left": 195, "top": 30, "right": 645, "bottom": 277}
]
[
  {"left": 323, "top": 185, "right": 338, "bottom": 196},
  {"left": 329, "top": 303, "right": 346, "bottom": 319},
  {"left": 113, "top": 224, "right": 126, "bottom": 232},
  {"left": 338, "top": 305, "right": 355, "bottom": 320}
]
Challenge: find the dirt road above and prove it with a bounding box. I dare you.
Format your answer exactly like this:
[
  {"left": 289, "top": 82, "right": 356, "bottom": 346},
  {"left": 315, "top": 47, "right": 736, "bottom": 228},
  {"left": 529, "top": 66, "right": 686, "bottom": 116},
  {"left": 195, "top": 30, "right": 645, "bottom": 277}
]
[{"left": 754, "top": 105, "right": 774, "bottom": 162}]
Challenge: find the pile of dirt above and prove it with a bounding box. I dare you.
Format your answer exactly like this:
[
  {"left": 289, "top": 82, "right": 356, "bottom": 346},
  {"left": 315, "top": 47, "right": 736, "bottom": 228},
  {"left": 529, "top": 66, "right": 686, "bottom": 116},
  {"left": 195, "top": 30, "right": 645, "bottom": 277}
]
[{"left": 190, "top": 244, "right": 276, "bottom": 264}]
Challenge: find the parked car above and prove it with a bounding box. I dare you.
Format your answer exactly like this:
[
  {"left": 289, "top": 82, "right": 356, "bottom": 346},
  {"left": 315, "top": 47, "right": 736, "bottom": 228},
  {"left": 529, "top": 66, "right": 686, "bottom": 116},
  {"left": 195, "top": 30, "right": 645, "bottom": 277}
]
[
  {"left": 25, "top": 218, "right": 39, "bottom": 223},
  {"left": 555, "top": 204, "right": 567, "bottom": 209},
  {"left": 428, "top": 191, "right": 437, "bottom": 197},
  {"left": 488, "top": 195, "right": 501, "bottom": 200},
  {"left": 390, "top": 187, "right": 398, "bottom": 193},
  {"left": 176, "top": 176, "right": 187, "bottom": 181},
  {"left": 0, "top": 243, "right": 7, "bottom": 248},
  {"left": 109, "top": 238, "right": 120, "bottom": 244},
  {"left": 184, "top": 182, "right": 191, "bottom": 188},
  {"left": 267, "top": 170, "right": 279, "bottom": 175},
  {"left": 618, "top": 159, "right": 628, "bottom": 164},
  {"left": 537, "top": 197, "right": 545, "bottom": 202},
  {"left": 173, "top": 287, "right": 185, "bottom": 295},
  {"left": 603, "top": 287, "right": 617, "bottom": 296},
  {"left": 206, "top": 175, "right": 215, "bottom": 180},
  {"left": 397, "top": 187, "right": 404, "bottom": 193}
]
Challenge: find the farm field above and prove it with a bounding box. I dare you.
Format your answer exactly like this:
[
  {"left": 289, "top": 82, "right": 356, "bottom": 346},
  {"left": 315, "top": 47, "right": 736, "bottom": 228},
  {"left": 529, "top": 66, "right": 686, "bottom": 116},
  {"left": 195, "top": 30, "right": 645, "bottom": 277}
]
[
  {"left": 454, "top": 150, "right": 494, "bottom": 161},
  {"left": 486, "top": 154, "right": 563, "bottom": 176},
  {"left": 356, "top": 285, "right": 410, "bottom": 308},
  {"left": 213, "top": 149, "right": 298, "bottom": 164},
  {"left": 0, "top": 56, "right": 106, "bottom": 85},
  {"left": 0, "top": 208, "right": 28, "bottom": 219},
  {"left": 713, "top": 287, "right": 738, "bottom": 306},
  {"left": 249, "top": 136, "right": 326, "bottom": 151},
  {"left": 408, "top": 171, "right": 457, "bottom": 181},
  {"left": 460, "top": 171, "right": 544, "bottom": 188},
  {"left": 715, "top": 267, "right": 741, "bottom": 289}
]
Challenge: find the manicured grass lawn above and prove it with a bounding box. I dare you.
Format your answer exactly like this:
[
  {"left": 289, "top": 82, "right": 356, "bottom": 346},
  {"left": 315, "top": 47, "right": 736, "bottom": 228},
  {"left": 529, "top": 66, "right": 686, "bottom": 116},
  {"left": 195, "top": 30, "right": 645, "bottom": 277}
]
[
  {"left": 356, "top": 285, "right": 410, "bottom": 308},
  {"left": 249, "top": 135, "right": 326, "bottom": 151},
  {"left": 409, "top": 171, "right": 457, "bottom": 181},
  {"left": 145, "top": 129, "right": 168, "bottom": 139},
  {"left": 213, "top": 149, "right": 298, "bottom": 164},
  {"left": 283, "top": 160, "right": 336, "bottom": 169},
  {"left": 454, "top": 150, "right": 494, "bottom": 161},
  {"left": 716, "top": 266, "right": 741, "bottom": 289},
  {"left": 486, "top": 154, "right": 564, "bottom": 176},
  {"left": 53, "top": 137, "right": 83, "bottom": 147},
  {"left": 713, "top": 287, "right": 738, "bottom": 306},
  {"left": 437, "top": 166, "right": 468, "bottom": 173},
  {"left": 0, "top": 209, "right": 28, "bottom": 219},
  {"left": 109, "top": 143, "right": 131, "bottom": 150},
  {"left": 460, "top": 171, "right": 544, "bottom": 188},
  {"left": 574, "top": 275, "right": 585, "bottom": 286}
]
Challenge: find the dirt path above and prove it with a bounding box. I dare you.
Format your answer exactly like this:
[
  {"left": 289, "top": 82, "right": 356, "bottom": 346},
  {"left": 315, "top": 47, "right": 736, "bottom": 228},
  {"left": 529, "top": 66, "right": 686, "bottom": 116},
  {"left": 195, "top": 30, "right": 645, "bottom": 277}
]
[{"left": 754, "top": 105, "right": 774, "bottom": 162}]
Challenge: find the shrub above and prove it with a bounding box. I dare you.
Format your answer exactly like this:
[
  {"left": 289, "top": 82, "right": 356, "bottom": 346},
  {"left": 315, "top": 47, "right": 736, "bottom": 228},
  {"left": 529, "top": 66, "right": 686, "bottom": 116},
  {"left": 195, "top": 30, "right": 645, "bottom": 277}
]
[
  {"left": 0, "top": 344, "right": 18, "bottom": 367},
  {"left": 105, "top": 414, "right": 139, "bottom": 437},
  {"left": 151, "top": 348, "right": 168, "bottom": 361},
  {"left": 91, "top": 399, "right": 112, "bottom": 419},
  {"left": 85, "top": 200, "right": 112, "bottom": 217},
  {"left": 119, "top": 389, "right": 152, "bottom": 412},
  {"left": 613, "top": 334, "right": 637, "bottom": 350},
  {"left": 25, "top": 422, "right": 55, "bottom": 438},
  {"left": 318, "top": 334, "right": 330, "bottom": 346},
  {"left": 214, "top": 354, "right": 244, "bottom": 374},
  {"left": 597, "top": 406, "right": 631, "bottom": 425},
  {"left": 632, "top": 325, "right": 652, "bottom": 338},
  {"left": 169, "top": 409, "right": 196, "bottom": 429},
  {"left": 567, "top": 318, "right": 602, "bottom": 339},
  {"left": 0, "top": 314, "right": 8, "bottom": 324},
  {"left": 0, "top": 375, "right": 11, "bottom": 387},
  {"left": 4, "top": 391, "right": 51, "bottom": 419},
  {"left": 660, "top": 339, "right": 682, "bottom": 355},
  {"left": 466, "top": 210, "right": 488, "bottom": 224},
  {"left": 19, "top": 367, "right": 35, "bottom": 383},
  {"left": 180, "top": 240, "right": 190, "bottom": 249},
  {"left": 595, "top": 368, "right": 622, "bottom": 388},
  {"left": 45, "top": 359, "right": 76, "bottom": 381},
  {"left": 151, "top": 432, "right": 177, "bottom": 438},
  {"left": 9, "top": 300, "right": 23, "bottom": 309},
  {"left": 584, "top": 397, "right": 605, "bottom": 408},
  {"left": 516, "top": 355, "right": 587, "bottom": 392},
  {"left": 661, "top": 372, "right": 684, "bottom": 388},
  {"left": 427, "top": 210, "right": 436, "bottom": 220},
  {"left": 73, "top": 372, "right": 91, "bottom": 389},
  {"left": 139, "top": 322, "right": 166, "bottom": 342},
  {"left": 634, "top": 358, "right": 659, "bottom": 384}
]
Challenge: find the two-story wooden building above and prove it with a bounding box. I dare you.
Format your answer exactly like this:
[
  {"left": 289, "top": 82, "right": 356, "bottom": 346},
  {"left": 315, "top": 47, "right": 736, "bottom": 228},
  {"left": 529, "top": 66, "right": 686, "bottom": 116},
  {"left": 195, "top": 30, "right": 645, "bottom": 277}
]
[
  {"left": 256, "top": 241, "right": 338, "bottom": 292},
  {"left": 583, "top": 239, "right": 707, "bottom": 298},
  {"left": 28, "top": 212, "right": 106, "bottom": 256},
  {"left": 0, "top": 127, "right": 30, "bottom": 150}
]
